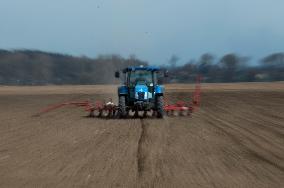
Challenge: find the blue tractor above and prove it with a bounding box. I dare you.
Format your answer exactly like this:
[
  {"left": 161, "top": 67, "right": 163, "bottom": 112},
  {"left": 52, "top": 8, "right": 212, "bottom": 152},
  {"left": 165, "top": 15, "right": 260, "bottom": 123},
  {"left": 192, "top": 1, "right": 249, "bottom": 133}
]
[{"left": 115, "top": 66, "right": 167, "bottom": 118}]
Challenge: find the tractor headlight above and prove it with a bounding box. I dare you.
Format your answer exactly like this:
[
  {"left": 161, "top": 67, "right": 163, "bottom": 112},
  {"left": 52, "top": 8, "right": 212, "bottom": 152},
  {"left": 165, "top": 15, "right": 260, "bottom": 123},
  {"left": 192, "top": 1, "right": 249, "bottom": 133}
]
[{"left": 144, "top": 92, "right": 148, "bottom": 99}]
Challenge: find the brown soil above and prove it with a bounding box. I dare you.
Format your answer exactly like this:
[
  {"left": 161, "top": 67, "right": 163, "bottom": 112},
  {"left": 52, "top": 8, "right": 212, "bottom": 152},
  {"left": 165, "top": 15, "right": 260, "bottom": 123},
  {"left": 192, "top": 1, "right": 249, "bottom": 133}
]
[{"left": 0, "top": 83, "right": 283, "bottom": 187}]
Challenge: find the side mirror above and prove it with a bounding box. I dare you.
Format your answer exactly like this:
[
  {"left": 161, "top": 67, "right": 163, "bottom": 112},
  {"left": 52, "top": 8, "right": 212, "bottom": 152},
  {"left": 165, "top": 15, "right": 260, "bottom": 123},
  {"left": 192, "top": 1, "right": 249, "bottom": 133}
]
[
  {"left": 164, "top": 70, "right": 169, "bottom": 77},
  {"left": 115, "top": 71, "right": 120, "bottom": 78}
]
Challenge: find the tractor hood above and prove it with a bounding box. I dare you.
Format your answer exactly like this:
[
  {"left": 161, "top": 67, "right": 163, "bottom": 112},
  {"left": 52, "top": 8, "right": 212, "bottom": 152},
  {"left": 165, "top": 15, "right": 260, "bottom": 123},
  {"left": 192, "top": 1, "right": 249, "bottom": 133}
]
[
  {"left": 135, "top": 84, "right": 148, "bottom": 100},
  {"left": 135, "top": 84, "right": 148, "bottom": 93}
]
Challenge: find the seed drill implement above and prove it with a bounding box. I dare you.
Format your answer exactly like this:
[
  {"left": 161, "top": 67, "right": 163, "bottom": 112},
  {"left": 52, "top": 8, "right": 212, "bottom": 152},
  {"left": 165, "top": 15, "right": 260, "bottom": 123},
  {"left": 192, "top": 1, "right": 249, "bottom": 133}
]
[{"left": 38, "top": 66, "right": 201, "bottom": 118}]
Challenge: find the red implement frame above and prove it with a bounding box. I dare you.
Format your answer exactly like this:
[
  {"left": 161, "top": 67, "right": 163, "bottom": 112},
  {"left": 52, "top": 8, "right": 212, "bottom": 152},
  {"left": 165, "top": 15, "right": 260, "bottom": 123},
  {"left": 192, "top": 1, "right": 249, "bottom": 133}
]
[{"left": 164, "top": 75, "right": 201, "bottom": 116}]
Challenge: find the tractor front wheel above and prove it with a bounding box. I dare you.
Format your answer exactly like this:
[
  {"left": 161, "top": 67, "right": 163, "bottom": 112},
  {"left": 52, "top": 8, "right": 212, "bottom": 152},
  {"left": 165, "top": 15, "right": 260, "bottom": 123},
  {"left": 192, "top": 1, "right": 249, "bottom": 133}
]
[
  {"left": 156, "top": 96, "right": 164, "bottom": 118},
  {"left": 119, "top": 95, "right": 127, "bottom": 118}
]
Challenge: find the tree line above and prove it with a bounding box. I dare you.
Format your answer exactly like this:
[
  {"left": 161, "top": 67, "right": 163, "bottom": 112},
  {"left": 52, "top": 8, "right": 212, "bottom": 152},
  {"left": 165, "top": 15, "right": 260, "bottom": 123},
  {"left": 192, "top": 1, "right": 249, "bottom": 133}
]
[
  {"left": 0, "top": 49, "right": 283, "bottom": 85},
  {"left": 0, "top": 50, "right": 147, "bottom": 85},
  {"left": 164, "top": 53, "right": 284, "bottom": 83}
]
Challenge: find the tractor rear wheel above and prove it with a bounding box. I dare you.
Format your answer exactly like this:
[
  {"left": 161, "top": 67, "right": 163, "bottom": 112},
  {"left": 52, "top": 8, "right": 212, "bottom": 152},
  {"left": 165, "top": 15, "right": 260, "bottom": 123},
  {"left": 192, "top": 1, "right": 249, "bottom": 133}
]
[
  {"left": 156, "top": 96, "right": 164, "bottom": 118},
  {"left": 119, "top": 95, "right": 127, "bottom": 118}
]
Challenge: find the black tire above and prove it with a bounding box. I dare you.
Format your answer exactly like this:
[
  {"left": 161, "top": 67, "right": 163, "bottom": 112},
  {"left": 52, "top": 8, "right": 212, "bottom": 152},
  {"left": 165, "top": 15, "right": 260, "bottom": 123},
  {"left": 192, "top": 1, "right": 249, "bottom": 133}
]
[
  {"left": 119, "top": 95, "right": 127, "bottom": 118},
  {"left": 156, "top": 96, "right": 164, "bottom": 118}
]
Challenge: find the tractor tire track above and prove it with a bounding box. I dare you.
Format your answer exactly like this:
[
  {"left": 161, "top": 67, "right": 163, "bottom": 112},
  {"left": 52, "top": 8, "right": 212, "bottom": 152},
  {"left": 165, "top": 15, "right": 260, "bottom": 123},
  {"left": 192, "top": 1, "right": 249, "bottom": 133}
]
[
  {"left": 136, "top": 118, "right": 170, "bottom": 187},
  {"left": 137, "top": 118, "right": 148, "bottom": 177}
]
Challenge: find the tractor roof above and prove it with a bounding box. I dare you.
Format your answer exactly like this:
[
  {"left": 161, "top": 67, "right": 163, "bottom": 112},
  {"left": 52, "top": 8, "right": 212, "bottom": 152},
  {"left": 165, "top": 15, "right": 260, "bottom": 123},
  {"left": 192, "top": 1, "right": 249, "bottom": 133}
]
[{"left": 123, "top": 66, "right": 160, "bottom": 72}]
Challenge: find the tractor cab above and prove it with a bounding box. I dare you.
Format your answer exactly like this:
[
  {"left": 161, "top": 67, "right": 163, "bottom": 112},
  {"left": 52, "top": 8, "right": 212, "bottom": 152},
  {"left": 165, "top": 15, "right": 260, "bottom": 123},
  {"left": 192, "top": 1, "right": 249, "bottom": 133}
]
[
  {"left": 115, "top": 66, "right": 166, "bottom": 118},
  {"left": 124, "top": 67, "right": 158, "bottom": 101}
]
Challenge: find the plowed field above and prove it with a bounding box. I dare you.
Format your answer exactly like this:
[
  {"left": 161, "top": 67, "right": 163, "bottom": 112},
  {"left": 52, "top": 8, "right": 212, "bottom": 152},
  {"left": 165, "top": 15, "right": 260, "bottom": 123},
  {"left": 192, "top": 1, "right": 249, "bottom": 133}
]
[{"left": 0, "top": 82, "right": 283, "bottom": 187}]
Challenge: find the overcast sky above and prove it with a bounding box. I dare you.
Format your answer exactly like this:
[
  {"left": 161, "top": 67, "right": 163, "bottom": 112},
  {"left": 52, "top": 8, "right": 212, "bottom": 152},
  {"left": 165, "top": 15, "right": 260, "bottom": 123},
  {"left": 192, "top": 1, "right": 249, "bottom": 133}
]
[{"left": 0, "top": 0, "right": 283, "bottom": 64}]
